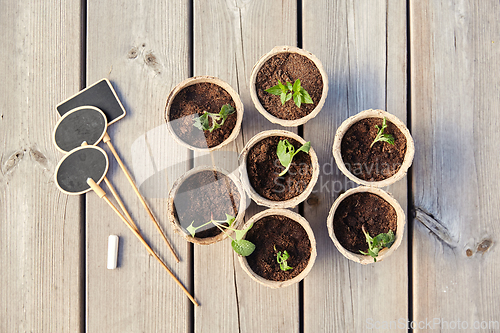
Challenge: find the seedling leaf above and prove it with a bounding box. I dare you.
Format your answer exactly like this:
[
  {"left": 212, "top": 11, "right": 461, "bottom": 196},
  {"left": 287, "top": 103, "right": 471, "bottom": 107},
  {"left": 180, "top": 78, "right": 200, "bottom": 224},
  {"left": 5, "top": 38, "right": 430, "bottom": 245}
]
[
  {"left": 226, "top": 214, "right": 236, "bottom": 227},
  {"left": 359, "top": 227, "right": 395, "bottom": 262},
  {"left": 275, "top": 247, "right": 293, "bottom": 271},
  {"left": 186, "top": 221, "right": 197, "bottom": 237},
  {"left": 232, "top": 239, "right": 256, "bottom": 256},
  {"left": 193, "top": 104, "right": 235, "bottom": 133},
  {"left": 293, "top": 92, "right": 301, "bottom": 108},
  {"left": 370, "top": 117, "right": 396, "bottom": 148},
  {"left": 277, "top": 139, "right": 294, "bottom": 168},
  {"left": 265, "top": 78, "right": 313, "bottom": 108},
  {"left": 295, "top": 141, "right": 311, "bottom": 155},
  {"left": 292, "top": 79, "right": 301, "bottom": 92},
  {"left": 277, "top": 139, "right": 311, "bottom": 177},
  {"left": 301, "top": 88, "right": 313, "bottom": 104},
  {"left": 234, "top": 223, "right": 253, "bottom": 241},
  {"left": 280, "top": 92, "right": 287, "bottom": 105},
  {"left": 265, "top": 85, "right": 283, "bottom": 96},
  {"left": 220, "top": 104, "right": 235, "bottom": 118}
]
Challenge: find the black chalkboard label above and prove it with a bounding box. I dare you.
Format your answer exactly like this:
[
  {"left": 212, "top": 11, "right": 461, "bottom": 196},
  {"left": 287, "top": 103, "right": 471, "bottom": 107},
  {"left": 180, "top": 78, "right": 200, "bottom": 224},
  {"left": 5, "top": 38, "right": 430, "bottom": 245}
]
[
  {"left": 56, "top": 79, "right": 126, "bottom": 125},
  {"left": 53, "top": 106, "right": 107, "bottom": 153},
  {"left": 55, "top": 146, "right": 109, "bottom": 195}
]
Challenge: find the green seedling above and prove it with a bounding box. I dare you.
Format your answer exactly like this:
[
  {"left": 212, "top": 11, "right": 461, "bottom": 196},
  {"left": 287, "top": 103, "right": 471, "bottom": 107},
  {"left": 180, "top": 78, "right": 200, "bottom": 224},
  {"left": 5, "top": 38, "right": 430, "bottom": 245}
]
[
  {"left": 359, "top": 225, "right": 395, "bottom": 262},
  {"left": 370, "top": 117, "right": 395, "bottom": 148},
  {"left": 276, "top": 139, "right": 311, "bottom": 177},
  {"left": 186, "top": 214, "right": 255, "bottom": 256},
  {"left": 193, "top": 104, "right": 235, "bottom": 133},
  {"left": 265, "top": 79, "right": 313, "bottom": 108},
  {"left": 274, "top": 246, "right": 293, "bottom": 271}
]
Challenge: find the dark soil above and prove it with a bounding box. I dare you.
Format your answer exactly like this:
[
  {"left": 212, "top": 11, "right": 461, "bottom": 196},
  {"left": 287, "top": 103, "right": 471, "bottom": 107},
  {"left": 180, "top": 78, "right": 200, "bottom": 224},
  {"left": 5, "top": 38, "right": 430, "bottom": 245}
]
[
  {"left": 245, "top": 215, "right": 311, "bottom": 281},
  {"left": 341, "top": 117, "right": 407, "bottom": 181},
  {"left": 333, "top": 193, "right": 397, "bottom": 253},
  {"left": 247, "top": 136, "right": 313, "bottom": 201},
  {"left": 173, "top": 170, "right": 240, "bottom": 238},
  {"left": 255, "top": 53, "right": 323, "bottom": 120},
  {"left": 167, "top": 82, "right": 237, "bottom": 148}
]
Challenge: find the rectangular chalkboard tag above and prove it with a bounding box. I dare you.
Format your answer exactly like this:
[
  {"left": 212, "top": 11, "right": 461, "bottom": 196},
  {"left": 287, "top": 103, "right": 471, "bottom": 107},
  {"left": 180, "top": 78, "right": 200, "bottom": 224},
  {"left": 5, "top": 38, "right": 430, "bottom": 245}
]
[{"left": 56, "top": 78, "right": 126, "bottom": 125}]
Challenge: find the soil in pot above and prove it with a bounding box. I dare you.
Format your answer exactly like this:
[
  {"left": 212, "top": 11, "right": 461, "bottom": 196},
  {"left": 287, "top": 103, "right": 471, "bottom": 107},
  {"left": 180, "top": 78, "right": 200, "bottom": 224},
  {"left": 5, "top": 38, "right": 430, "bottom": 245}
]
[
  {"left": 333, "top": 192, "right": 397, "bottom": 253},
  {"left": 245, "top": 215, "right": 311, "bottom": 281},
  {"left": 247, "top": 136, "right": 312, "bottom": 201},
  {"left": 173, "top": 170, "right": 240, "bottom": 238},
  {"left": 341, "top": 117, "right": 407, "bottom": 181},
  {"left": 255, "top": 53, "right": 323, "bottom": 120},
  {"left": 168, "top": 82, "right": 237, "bottom": 148}
]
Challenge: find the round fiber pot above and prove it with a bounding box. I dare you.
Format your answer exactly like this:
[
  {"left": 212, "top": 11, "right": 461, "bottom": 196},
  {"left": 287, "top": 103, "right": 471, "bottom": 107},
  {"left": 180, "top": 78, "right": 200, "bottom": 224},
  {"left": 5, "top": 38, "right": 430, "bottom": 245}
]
[
  {"left": 250, "top": 46, "right": 328, "bottom": 127},
  {"left": 332, "top": 109, "right": 415, "bottom": 187},
  {"left": 165, "top": 76, "right": 244, "bottom": 151},
  {"left": 238, "top": 209, "right": 317, "bottom": 288},
  {"left": 167, "top": 165, "right": 246, "bottom": 245},
  {"left": 327, "top": 186, "right": 405, "bottom": 264},
  {"left": 239, "top": 130, "right": 319, "bottom": 208}
]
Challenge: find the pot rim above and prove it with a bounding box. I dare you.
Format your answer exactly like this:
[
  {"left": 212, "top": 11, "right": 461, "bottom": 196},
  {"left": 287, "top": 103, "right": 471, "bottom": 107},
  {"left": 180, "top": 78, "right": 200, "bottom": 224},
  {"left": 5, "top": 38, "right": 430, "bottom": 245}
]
[
  {"left": 326, "top": 186, "right": 406, "bottom": 264},
  {"left": 237, "top": 208, "right": 317, "bottom": 288},
  {"left": 167, "top": 165, "right": 247, "bottom": 245},
  {"left": 332, "top": 109, "right": 415, "bottom": 187},
  {"left": 165, "top": 76, "right": 244, "bottom": 152},
  {"left": 238, "top": 129, "right": 320, "bottom": 208},
  {"left": 249, "top": 46, "right": 329, "bottom": 127}
]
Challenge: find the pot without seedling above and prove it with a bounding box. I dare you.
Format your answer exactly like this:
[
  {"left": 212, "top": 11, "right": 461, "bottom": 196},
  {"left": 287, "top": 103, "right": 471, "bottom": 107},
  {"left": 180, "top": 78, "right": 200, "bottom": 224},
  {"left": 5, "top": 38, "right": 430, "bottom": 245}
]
[
  {"left": 237, "top": 209, "right": 317, "bottom": 288},
  {"left": 165, "top": 76, "right": 244, "bottom": 151},
  {"left": 167, "top": 166, "right": 247, "bottom": 245},
  {"left": 239, "top": 130, "right": 319, "bottom": 209},
  {"left": 327, "top": 186, "right": 406, "bottom": 264},
  {"left": 250, "top": 46, "right": 328, "bottom": 127},
  {"left": 333, "top": 109, "right": 415, "bottom": 187}
]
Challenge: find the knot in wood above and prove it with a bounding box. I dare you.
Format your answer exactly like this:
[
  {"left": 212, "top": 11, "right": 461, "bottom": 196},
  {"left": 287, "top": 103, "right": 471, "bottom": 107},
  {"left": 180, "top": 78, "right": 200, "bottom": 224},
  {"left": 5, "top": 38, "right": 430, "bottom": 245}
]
[{"left": 128, "top": 47, "right": 138, "bottom": 59}]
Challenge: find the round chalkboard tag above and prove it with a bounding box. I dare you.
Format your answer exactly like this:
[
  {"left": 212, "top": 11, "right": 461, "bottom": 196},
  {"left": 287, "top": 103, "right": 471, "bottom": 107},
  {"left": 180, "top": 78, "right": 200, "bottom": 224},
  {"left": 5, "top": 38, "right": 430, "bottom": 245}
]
[
  {"left": 53, "top": 106, "right": 107, "bottom": 153},
  {"left": 55, "top": 145, "right": 109, "bottom": 195}
]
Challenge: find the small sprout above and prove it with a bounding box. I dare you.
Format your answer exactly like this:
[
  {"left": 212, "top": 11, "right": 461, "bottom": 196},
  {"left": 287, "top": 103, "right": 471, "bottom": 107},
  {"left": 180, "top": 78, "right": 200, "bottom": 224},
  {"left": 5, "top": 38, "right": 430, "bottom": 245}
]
[
  {"left": 275, "top": 246, "right": 293, "bottom": 271},
  {"left": 370, "top": 117, "right": 395, "bottom": 148},
  {"left": 265, "top": 79, "right": 313, "bottom": 108},
  {"left": 359, "top": 226, "right": 395, "bottom": 262},
  {"left": 276, "top": 139, "right": 311, "bottom": 176},
  {"left": 193, "top": 104, "right": 235, "bottom": 133},
  {"left": 186, "top": 214, "right": 255, "bottom": 256}
]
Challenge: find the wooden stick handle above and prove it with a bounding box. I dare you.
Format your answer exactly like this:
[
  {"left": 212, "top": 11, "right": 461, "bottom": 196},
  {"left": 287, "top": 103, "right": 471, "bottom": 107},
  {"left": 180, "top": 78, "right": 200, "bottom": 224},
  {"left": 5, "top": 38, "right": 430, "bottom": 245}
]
[
  {"left": 87, "top": 178, "right": 198, "bottom": 306},
  {"left": 103, "top": 177, "right": 155, "bottom": 257},
  {"left": 103, "top": 177, "right": 138, "bottom": 231},
  {"left": 103, "top": 133, "right": 180, "bottom": 263}
]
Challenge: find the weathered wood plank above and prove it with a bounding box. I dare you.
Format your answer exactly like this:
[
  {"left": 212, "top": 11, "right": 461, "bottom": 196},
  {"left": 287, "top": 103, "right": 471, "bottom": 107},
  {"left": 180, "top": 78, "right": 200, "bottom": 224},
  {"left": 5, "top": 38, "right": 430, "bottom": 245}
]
[
  {"left": 411, "top": 0, "right": 500, "bottom": 330},
  {"left": 303, "top": 1, "right": 408, "bottom": 331},
  {"left": 193, "top": 1, "right": 299, "bottom": 332},
  {"left": 0, "top": 1, "right": 83, "bottom": 332},
  {"left": 86, "top": 1, "right": 191, "bottom": 331}
]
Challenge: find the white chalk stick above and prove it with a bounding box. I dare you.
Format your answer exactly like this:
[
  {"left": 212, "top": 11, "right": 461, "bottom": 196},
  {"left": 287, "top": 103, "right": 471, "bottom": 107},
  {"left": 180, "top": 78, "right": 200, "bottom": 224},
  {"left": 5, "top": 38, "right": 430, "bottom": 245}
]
[{"left": 107, "top": 235, "right": 119, "bottom": 269}]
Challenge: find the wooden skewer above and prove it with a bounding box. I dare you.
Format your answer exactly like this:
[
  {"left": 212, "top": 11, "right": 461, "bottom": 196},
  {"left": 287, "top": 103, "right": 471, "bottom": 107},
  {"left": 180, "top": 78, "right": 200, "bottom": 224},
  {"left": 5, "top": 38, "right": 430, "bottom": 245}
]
[
  {"left": 103, "top": 177, "right": 138, "bottom": 231},
  {"left": 102, "top": 133, "right": 180, "bottom": 263},
  {"left": 87, "top": 178, "right": 198, "bottom": 306},
  {"left": 102, "top": 177, "right": 156, "bottom": 257}
]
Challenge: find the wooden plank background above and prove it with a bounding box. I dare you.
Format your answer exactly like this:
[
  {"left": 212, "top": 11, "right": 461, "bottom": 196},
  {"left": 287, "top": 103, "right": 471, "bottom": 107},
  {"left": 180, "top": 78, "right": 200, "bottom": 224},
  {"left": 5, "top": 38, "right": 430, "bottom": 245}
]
[
  {"left": 85, "top": 1, "right": 191, "bottom": 332},
  {"left": 303, "top": 1, "right": 408, "bottom": 332},
  {"left": 1, "top": 0, "right": 500, "bottom": 332},
  {"left": 411, "top": 0, "right": 500, "bottom": 331},
  {"left": 0, "top": 1, "right": 83, "bottom": 332},
  {"left": 192, "top": 1, "right": 300, "bottom": 332}
]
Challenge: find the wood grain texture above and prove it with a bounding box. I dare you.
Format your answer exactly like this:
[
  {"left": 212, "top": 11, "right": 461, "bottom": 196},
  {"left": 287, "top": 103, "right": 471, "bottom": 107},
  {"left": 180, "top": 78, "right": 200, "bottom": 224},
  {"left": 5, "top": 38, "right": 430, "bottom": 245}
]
[
  {"left": 0, "top": 1, "right": 83, "bottom": 331},
  {"left": 193, "top": 0, "right": 299, "bottom": 332},
  {"left": 302, "top": 1, "right": 408, "bottom": 331},
  {"left": 86, "top": 1, "right": 192, "bottom": 331},
  {"left": 411, "top": 0, "right": 500, "bottom": 330}
]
